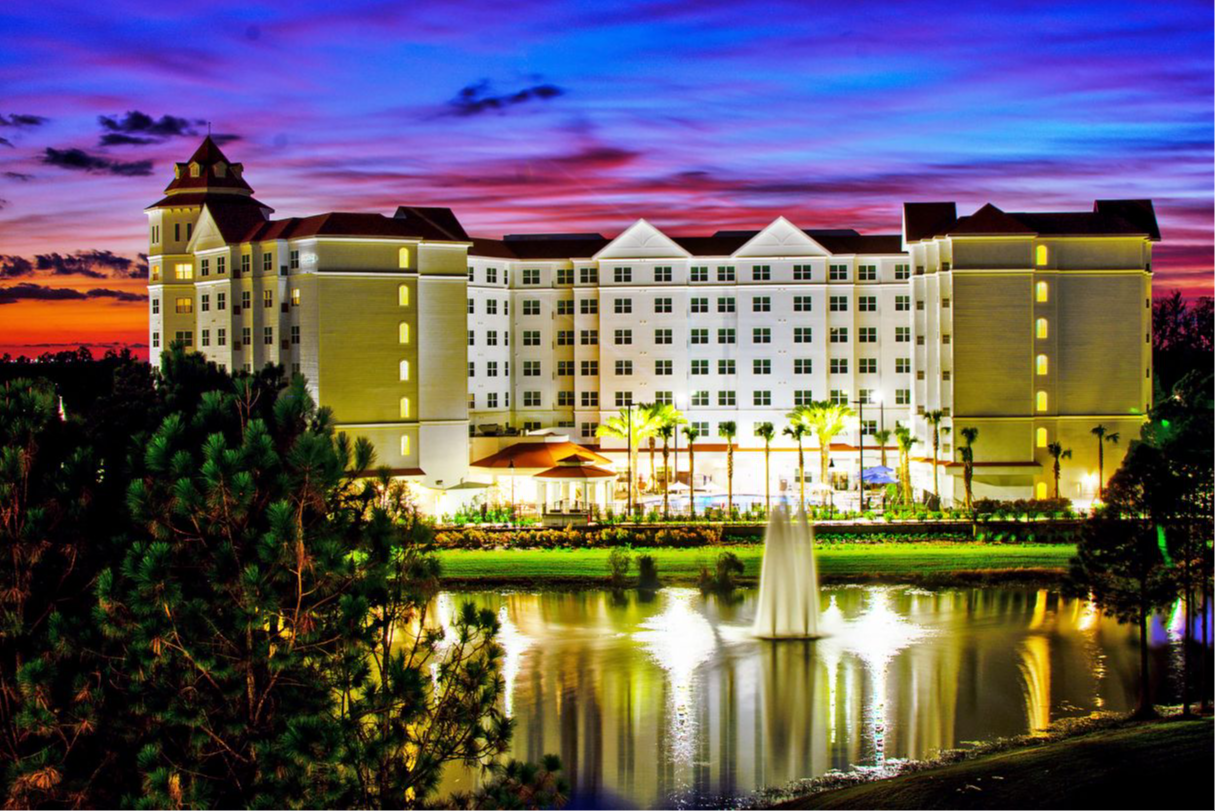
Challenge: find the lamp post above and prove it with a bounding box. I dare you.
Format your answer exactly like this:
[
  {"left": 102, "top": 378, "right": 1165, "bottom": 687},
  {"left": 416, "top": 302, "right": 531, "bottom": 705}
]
[
  {"left": 509, "top": 459, "right": 516, "bottom": 524},
  {"left": 852, "top": 394, "right": 866, "bottom": 511}
]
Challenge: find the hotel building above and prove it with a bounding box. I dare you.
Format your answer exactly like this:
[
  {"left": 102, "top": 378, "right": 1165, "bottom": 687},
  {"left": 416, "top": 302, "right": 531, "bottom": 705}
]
[{"left": 147, "top": 138, "right": 1157, "bottom": 510}]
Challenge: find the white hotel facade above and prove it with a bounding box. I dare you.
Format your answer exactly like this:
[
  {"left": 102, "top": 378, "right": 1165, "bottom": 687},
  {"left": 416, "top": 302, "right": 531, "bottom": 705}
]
[{"left": 147, "top": 138, "right": 1158, "bottom": 511}]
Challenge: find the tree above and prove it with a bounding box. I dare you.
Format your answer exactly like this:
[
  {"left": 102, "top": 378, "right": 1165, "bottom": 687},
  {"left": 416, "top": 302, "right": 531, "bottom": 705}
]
[
  {"left": 894, "top": 425, "right": 919, "bottom": 505},
  {"left": 783, "top": 418, "right": 810, "bottom": 512},
  {"left": 638, "top": 402, "right": 666, "bottom": 491},
  {"left": 873, "top": 428, "right": 892, "bottom": 469},
  {"left": 755, "top": 422, "right": 775, "bottom": 516},
  {"left": 958, "top": 427, "right": 979, "bottom": 511},
  {"left": 924, "top": 409, "right": 945, "bottom": 500},
  {"left": 655, "top": 406, "right": 686, "bottom": 519},
  {"left": 1046, "top": 441, "right": 1072, "bottom": 500},
  {"left": 597, "top": 405, "right": 655, "bottom": 511},
  {"left": 800, "top": 401, "right": 854, "bottom": 494},
  {"left": 1091, "top": 424, "right": 1120, "bottom": 502},
  {"left": 1152, "top": 290, "right": 1213, "bottom": 395},
  {"left": 718, "top": 421, "right": 737, "bottom": 517},
  {"left": 682, "top": 424, "right": 701, "bottom": 519}
]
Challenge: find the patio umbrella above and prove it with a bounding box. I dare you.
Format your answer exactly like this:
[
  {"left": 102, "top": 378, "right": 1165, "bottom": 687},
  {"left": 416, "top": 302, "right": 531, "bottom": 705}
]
[{"left": 861, "top": 466, "right": 899, "bottom": 485}]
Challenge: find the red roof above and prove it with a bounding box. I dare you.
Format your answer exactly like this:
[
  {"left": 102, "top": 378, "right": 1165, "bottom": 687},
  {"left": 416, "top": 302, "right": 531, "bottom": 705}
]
[
  {"left": 471, "top": 441, "right": 612, "bottom": 470},
  {"left": 163, "top": 136, "right": 255, "bottom": 195},
  {"left": 534, "top": 464, "right": 616, "bottom": 479},
  {"left": 234, "top": 208, "right": 468, "bottom": 245},
  {"left": 905, "top": 200, "right": 1160, "bottom": 242}
]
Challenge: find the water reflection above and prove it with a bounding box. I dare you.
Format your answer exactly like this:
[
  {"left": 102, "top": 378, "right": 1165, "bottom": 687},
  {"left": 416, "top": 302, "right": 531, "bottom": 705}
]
[{"left": 437, "top": 586, "right": 1206, "bottom": 809}]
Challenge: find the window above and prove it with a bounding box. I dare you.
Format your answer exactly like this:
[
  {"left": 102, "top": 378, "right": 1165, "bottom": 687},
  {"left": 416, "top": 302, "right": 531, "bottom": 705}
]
[
  {"left": 214, "top": 328, "right": 226, "bottom": 347},
  {"left": 398, "top": 284, "right": 410, "bottom": 307},
  {"left": 858, "top": 295, "right": 877, "bottom": 312},
  {"left": 1036, "top": 391, "right": 1048, "bottom": 411},
  {"left": 1036, "top": 427, "right": 1048, "bottom": 448},
  {"left": 830, "top": 327, "right": 848, "bottom": 343},
  {"left": 895, "top": 295, "right": 910, "bottom": 311},
  {"left": 581, "top": 422, "right": 598, "bottom": 439},
  {"left": 522, "top": 268, "right": 540, "bottom": 285},
  {"left": 1037, "top": 354, "right": 1048, "bottom": 375},
  {"left": 861, "top": 420, "right": 877, "bottom": 435},
  {"left": 690, "top": 297, "right": 708, "bottom": 314},
  {"left": 1035, "top": 245, "right": 1048, "bottom": 267},
  {"left": 654, "top": 297, "right": 672, "bottom": 313},
  {"left": 896, "top": 388, "right": 910, "bottom": 405},
  {"left": 486, "top": 267, "right": 498, "bottom": 284},
  {"left": 859, "top": 358, "right": 877, "bottom": 374},
  {"left": 753, "top": 390, "right": 771, "bottom": 406},
  {"left": 241, "top": 291, "right": 251, "bottom": 310},
  {"left": 794, "top": 295, "right": 812, "bottom": 312},
  {"left": 614, "top": 297, "right": 632, "bottom": 314},
  {"left": 557, "top": 360, "right": 574, "bottom": 376},
  {"left": 151, "top": 298, "right": 160, "bottom": 315},
  {"left": 615, "top": 360, "right": 633, "bottom": 376},
  {"left": 718, "top": 359, "right": 736, "bottom": 375},
  {"left": 175, "top": 296, "right": 193, "bottom": 314},
  {"left": 751, "top": 328, "right": 770, "bottom": 344},
  {"left": 1036, "top": 481, "right": 1048, "bottom": 499},
  {"left": 829, "top": 295, "right": 848, "bottom": 312},
  {"left": 288, "top": 250, "right": 300, "bottom": 270},
  {"left": 583, "top": 391, "right": 600, "bottom": 407},
  {"left": 581, "top": 330, "right": 598, "bottom": 345},
  {"left": 942, "top": 370, "right": 952, "bottom": 381},
  {"left": 894, "top": 264, "right": 910, "bottom": 280},
  {"left": 400, "top": 434, "right": 411, "bottom": 456},
  {"left": 263, "top": 290, "right": 273, "bottom": 308},
  {"left": 290, "top": 288, "right": 300, "bottom": 307},
  {"left": 291, "top": 325, "right": 301, "bottom": 345},
  {"left": 690, "top": 266, "right": 708, "bottom": 282},
  {"left": 717, "top": 328, "right": 736, "bottom": 344},
  {"left": 580, "top": 267, "right": 598, "bottom": 284},
  {"left": 613, "top": 266, "right": 632, "bottom": 283},
  {"left": 556, "top": 267, "right": 574, "bottom": 285},
  {"left": 557, "top": 330, "right": 574, "bottom": 346},
  {"left": 1036, "top": 318, "right": 1048, "bottom": 339},
  {"left": 753, "top": 359, "right": 771, "bottom": 375},
  {"left": 895, "top": 326, "right": 910, "bottom": 343},
  {"left": 514, "top": 299, "right": 535, "bottom": 316},
  {"left": 202, "top": 294, "right": 212, "bottom": 313},
  {"left": 200, "top": 329, "right": 210, "bottom": 348},
  {"left": 752, "top": 264, "right": 771, "bottom": 280},
  {"left": 580, "top": 298, "right": 598, "bottom": 315},
  {"left": 830, "top": 358, "right": 848, "bottom": 374},
  {"left": 717, "top": 265, "right": 735, "bottom": 282},
  {"left": 150, "top": 263, "right": 161, "bottom": 281},
  {"left": 654, "top": 328, "right": 672, "bottom": 345},
  {"left": 793, "top": 264, "right": 813, "bottom": 281},
  {"left": 859, "top": 327, "right": 877, "bottom": 343},
  {"left": 174, "top": 262, "right": 193, "bottom": 280},
  {"left": 523, "top": 360, "right": 541, "bottom": 377},
  {"left": 395, "top": 358, "right": 411, "bottom": 382},
  {"left": 468, "top": 361, "right": 476, "bottom": 378},
  {"left": 175, "top": 330, "right": 194, "bottom": 347},
  {"left": 1036, "top": 281, "right": 1049, "bottom": 302},
  {"left": 486, "top": 361, "right": 498, "bottom": 377},
  {"left": 614, "top": 391, "right": 632, "bottom": 408},
  {"left": 692, "top": 390, "right": 709, "bottom": 407},
  {"left": 942, "top": 297, "right": 951, "bottom": 308},
  {"left": 858, "top": 265, "right": 877, "bottom": 281},
  {"left": 200, "top": 258, "right": 210, "bottom": 277},
  {"left": 690, "top": 328, "right": 708, "bottom": 344},
  {"left": 717, "top": 297, "right": 735, "bottom": 313},
  {"left": 581, "top": 360, "right": 599, "bottom": 376},
  {"left": 896, "top": 357, "right": 911, "bottom": 373},
  {"left": 655, "top": 360, "right": 673, "bottom": 376},
  {"left": 794, "top": 358, "right": 812, "bottom": 375},
  {"left": 487, "top": 393, "right": 499, "bottom": 408},
  {"left": 486, "top": 330, "right": 498, "bottom": 346},
  {"left": 829, "top": 264, "right": 848, "bottom": 281},
  {"left": 794, "top": 390, "right": 813, "bottom": 406},
  {"left": 830, "top": 390, "right": 848, "bottom": 405},
  {"left": 557, "top": 391, "right": 575, "bottom": 407},
  {"left": 691, "top": 359, "right": 709, "bottom": 375},
  {"left": 241, "top": 254, "right": 251, "bottom": 275},
  {"left": 942, "top": 334, "right": 951, "bottom": 345},
  {"left": 654, "top": 266, "right": 672, "bottom": 282},
  {"left": 614, "top": 329, "right": 632, "bottom": 345},
  {"left": 263, "top": 252, "right": 273, "bottom": 272},
  {"left": 556, "top": 299, "right": 574, "bottom": 316},
  {"left": 717, "top": 391, "right": 736, "bottom": 406},
  {"left": 522, "top": 330, "right": 540, "bottom": 346},
  {"left": 523, "top": 391, "right": 541, "bottom": 408},
  {"left": 794, "top": 327, "right": 812, "bottom": 343},
  {"left": 753, "top": 296, "right": 771, "bottom": 312},
  {"left": 212, "top": 292, "right": 224, "bottom": 312}
]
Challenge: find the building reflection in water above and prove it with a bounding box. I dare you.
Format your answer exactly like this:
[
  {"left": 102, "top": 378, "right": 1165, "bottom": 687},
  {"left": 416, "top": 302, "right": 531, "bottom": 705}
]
[{"left": 436, "top": 585, "right": 1180, "bottom": 809}]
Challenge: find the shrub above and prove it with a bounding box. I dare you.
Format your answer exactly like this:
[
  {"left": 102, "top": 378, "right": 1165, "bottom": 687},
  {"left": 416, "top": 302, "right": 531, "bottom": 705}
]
[
  {"left": 607, "top": 546, "right": 633, "bottom": 586},
  {"left": 698, "top": 551, "right": 745, "bottom": 593},
  {"left": 637, "top": 555, "right": 661, "bottom": 590}
]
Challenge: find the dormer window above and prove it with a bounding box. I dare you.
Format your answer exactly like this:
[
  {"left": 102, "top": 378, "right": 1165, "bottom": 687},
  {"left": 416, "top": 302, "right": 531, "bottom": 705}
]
[
  {"left": 189, "top": 162, "right": 200, "bottom": 178},
  {"left": 214, "top": 162, "right": 226, "bottom": 178},
  {"left": 173, "top": 164, "right": 182, "bottom": 179}
]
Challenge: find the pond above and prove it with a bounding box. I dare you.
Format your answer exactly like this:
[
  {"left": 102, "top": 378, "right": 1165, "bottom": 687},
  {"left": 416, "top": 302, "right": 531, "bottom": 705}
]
[{"left": 437, "top": 586, "right": 1201, "bottom": 809}]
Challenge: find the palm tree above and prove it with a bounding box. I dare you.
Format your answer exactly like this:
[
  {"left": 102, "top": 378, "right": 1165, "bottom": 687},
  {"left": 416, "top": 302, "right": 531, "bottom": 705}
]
[
  {"left": 873, "top": 428, "right": 892, "bottom": 469},
  {"left": 894, "top": 425, "right": 920, "bottom": 504},
  {"left": 959, "top": 426, "right": 979, "bottom": 511},
  {"left": 596, "top": 405, "right": 653, "bottom": 510},
  {"left": 1046, "top": 441, "right": 1072, "bottom": 500},
  {"left": 656, "top": 407, "right": 687, "bottom": 519},
  {"left": 638, "top": 402, "right": 666, "bottom": 491},
  {"left": 682, "top": 424, "right": 701, "bottom": 519},
  {"left": 801, "top": 401, "right": 855, "bottom": 494},
  {"left": 1091, "top": 424, "right": 1120, "bottom": 502},
  {"left": 755, "top": 421, "right": 775, "bottom": 516},
  {"left": 783, "top": 417, "right": 811, "bottom": 512},
  {"left": 924, "top": 409, "right": 945, "bottom": 499},
  {"left": 718, "top": 421, "right": 737, "bottom": 517}
]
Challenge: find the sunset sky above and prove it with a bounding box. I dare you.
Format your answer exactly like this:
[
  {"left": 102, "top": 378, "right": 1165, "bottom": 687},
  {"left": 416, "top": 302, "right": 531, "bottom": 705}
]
[{"left": 1, "top": 0, "right": 1211, "bottom": 358}]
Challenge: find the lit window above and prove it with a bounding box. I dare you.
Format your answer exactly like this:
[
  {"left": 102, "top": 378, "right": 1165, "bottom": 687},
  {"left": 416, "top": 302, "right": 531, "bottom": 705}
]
[
  {"left": 1035, "top": 245, "right": 1048, "bottom": 266},
  {"left": 1036, "top": 281, "right": 1048, "bottom": 302},
  {"left": 398, "top": 247, "right": 411, "bottom": 269},
  {"left": 291, "top": 288, "right": 301, "bottom": 306},
  {"left": 400, "top": 435, "right": 411, "bottom": 456},
  {"left": 1036, "top": 318, "right": 1048, "bottom": 339},
  {"left": 1035, "top": 481, "right": 1048, "bottom": 499},
  {"left": 1036, "top": 354, "right": 1048, "bottom": 375},
  {"left": 174, "top": 263, "right": 193, "bottom": 280},
  {"left": 399, "top": 322, "right": 410, "bottom": 344},
  {"left": 1036, "top": 427, "right": 1048, "bottom": 448},
  {"left": 398, "top": 284, "right": 410, "bottom": 307},
  {"left": 399, "top": 360, "right": 410, "bottom": 381},
  {"left": 399, "top": 396, "right": 411, "bottom": 418},
  {"left": 175, "top": 297, "right": 193, "bottom": 314},
  {"left": 1036, "top": 391, "right": 1048, "bottom": 411}
]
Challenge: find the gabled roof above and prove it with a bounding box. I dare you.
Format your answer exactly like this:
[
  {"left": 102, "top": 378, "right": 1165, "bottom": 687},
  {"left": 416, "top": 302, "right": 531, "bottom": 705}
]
[
  {"left": 903, "top": 202, "right": 958, "bottom": 243},
  {"left": 948, "top": 203, "right": 1036, "bottom": 236},
  {"left": 163, "top": 136, "right": 254, "bottom": 195},
  {"left": 146, "top": 191, "right": 273, "bottom": 213}
]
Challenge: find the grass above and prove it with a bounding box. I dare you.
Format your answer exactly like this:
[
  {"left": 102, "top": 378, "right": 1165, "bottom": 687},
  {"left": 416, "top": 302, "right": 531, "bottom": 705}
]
[
  {"left": 773, "top": 717, "right": 1213, "bottom": 809},
  {"left": 435, "top": 543, "right": 1077, "bottom": 587}
]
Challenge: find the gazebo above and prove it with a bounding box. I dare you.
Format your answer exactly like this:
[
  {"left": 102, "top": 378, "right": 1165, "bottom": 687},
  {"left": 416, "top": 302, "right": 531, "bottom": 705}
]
[
  {"left": 469, "top": 437, "right": 615, "bottom": 517},
  {"left": 534, "top": 460, "right": 616, "bottom": 518}
]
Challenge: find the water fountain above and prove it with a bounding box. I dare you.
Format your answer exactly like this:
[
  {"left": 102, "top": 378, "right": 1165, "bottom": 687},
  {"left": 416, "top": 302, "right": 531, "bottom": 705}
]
[{"left": 753, "top": 507, "right": 823, "bottom": 638}]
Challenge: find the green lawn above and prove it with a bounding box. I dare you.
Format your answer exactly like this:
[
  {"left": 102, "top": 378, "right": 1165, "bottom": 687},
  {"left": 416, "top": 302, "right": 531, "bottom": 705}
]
[
  {"left": 435, "top": 543, "right": 1076, "bottom": 586},
  {"left": 776, "top": 718, "right": 1213, "bottom": 809}
]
